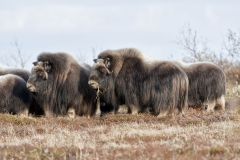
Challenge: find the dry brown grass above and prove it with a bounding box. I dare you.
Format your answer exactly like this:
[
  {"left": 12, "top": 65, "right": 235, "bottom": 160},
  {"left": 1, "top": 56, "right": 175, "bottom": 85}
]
[{"left": 0, "top": 108, "right": 240, "bottom": 160}]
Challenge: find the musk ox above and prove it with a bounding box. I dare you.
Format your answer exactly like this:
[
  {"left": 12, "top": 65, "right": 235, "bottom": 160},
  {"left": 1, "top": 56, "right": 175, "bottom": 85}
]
[
  {"left": 0, "top": 74, "right": 31, "bottom": 115},
  {"left": 0, "top": 67, "right": 30, "bottom": 82},
  {"left": 26, "top": 52, "right": 98, "bottom": 117},
  {"left": 88, "top": 48, "right": 189, "bottom": 116},
  {"left": 178, "top": 62, "right": 226, "bottom": 111},
  {"left": 0, "top": 67, "right": 44, "bottom": 116}
]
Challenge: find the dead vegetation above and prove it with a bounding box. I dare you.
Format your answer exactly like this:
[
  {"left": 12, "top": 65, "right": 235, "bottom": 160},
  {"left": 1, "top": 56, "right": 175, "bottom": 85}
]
[{"left": 0, "top": 107, "right": 240, "bottom": 160}]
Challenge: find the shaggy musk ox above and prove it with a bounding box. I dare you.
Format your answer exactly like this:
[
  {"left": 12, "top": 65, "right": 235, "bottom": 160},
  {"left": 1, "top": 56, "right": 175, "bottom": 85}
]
[
  {"left": 178, "top": 62, "right": 226, "bottom": 111},
  {"left": 88, "top": 48, "right": 189, "bottom": 116},
  {"left": 0, "top": 74, "right": 31, "bottom": 115},
  {"left": 0, "top": 67, "right": 43, "bottom": 116},
  {"left": 26, "top": 52, "right": 98, "bottom": 117}
]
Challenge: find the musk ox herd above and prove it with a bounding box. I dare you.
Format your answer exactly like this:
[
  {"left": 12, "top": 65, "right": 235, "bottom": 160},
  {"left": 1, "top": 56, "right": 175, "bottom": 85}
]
[{"left": 0, "top": 48, "right": 226, "bottom": 118}]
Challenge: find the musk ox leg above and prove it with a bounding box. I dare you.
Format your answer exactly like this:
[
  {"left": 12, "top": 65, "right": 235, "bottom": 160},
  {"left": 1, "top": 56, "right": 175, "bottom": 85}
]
[
  {"left": 129, "top": 104, "right": 140, "bottom": 115},
  {"left": 19, "top": 108, "right": 29, "bottom": 117},
  {"left": 127, "top": 107, "right": 132, "bottom": 114},
  {"left": 204, "top": 101, "right": 216, "bottom": 112},
  {"left": 95, "top": 105, "right": 101, "bottom": 117},
  {"left": 45, "top": 110, "right": 54, "bottom": 117},
  {"left": 157, "top": 111, "right": 168, "bottom": 118},
  {"left": 177, "top": 110, "right": 185, "bottom": 117},
  {"left": 114, "top": 105, "right": 120, "bottom": 114},
  {"left": 67, "top": 107, "right": 76, "bottom": 119},
  {"left": 216, "top": 95, "right": 225, "bottom": 111},
  {"left": 115, "top": 105, "right": 130, "bottom": 114}
]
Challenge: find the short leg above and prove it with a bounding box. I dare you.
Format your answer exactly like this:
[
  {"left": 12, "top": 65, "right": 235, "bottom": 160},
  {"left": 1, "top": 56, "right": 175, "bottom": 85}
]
[
  {"left": 129, "top": 105, "right": 139, "bottom": 115},
  {"left": 216, "top": 95, "right": 225, "bottom": 111},
  {"left": 19, "top": 108, "right": 29, "bottom": 117},
  {"left": 67, "top": 107, "right": 76, "bottom": 119},
  {"left": 95, "top": 99, "right": 101, "bottom": 117},
  {"left": 204, "top": 101, "right": 216, "bottom": 112},
  {"left": 157, "top": 111, "right": 168, "bottom": 118},
  {"left": 45, "top": 110, "right": 54, "bottom": 117},
  {"left": 114, "top": 105, "right": 120, "bottom": 114}
]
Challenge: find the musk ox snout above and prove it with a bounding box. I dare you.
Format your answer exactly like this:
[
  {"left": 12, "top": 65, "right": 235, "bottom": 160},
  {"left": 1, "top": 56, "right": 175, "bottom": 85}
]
[
  {"left": 88, "top": 80, "right": 99, "bottom": 89},
  {"left": 26, "top": 82, "right": 36, "bottom": 93}
]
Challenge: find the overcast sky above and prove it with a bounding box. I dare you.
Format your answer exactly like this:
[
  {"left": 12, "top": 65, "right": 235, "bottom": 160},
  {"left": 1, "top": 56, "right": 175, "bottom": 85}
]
[{"left": 0, "top": 0, "right": 239, "bottom": 69}]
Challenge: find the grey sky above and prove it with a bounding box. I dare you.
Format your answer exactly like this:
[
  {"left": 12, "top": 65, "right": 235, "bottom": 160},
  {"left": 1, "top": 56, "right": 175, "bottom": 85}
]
[{"left": 0, "top": 0, "right": 239, "bottom": 68}]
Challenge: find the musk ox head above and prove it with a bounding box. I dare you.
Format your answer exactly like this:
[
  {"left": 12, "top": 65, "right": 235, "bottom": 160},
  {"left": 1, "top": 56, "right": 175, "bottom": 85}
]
[
  {"left": 96, "top": 50, "right": 125, "bottom": 77},
  {"left": 26, "top": 61, "right": 50, "bottom": 93},
  {"left": 95, "top": 48, "right": 143, "bottom": 77},
  {"left": 88, "top": 59, "right": 112, "bottom": 91}
]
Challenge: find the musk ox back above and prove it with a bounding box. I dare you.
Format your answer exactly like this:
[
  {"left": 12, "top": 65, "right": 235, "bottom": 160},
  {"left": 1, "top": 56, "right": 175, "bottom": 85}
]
[
  {"left": 26, "top": 52, "right": 97, "bottom": 117},
  {"left": 89, "top": 48, "right": 189, "bottom": 116},
  {"left": 179, "top": 62, "right": 226, "bottom": 111},
  {"left": 0, "top": 74, "right": 31, "bottom": 115},
  {"left": 0, "top": 68, "right": 30, "bottom": 82}
]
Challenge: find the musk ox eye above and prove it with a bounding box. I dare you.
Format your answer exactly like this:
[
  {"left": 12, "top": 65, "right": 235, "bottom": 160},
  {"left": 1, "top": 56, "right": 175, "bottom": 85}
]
[
  {"left": 34, "top": 68, "right": 41, "bottom": 73},
  {"left": 98, "top": 67, "right": 108, "bottom": 75},
  {"left": 37, "top": 71, "right": 43, "bottom": 77},
  {"left": 43, "top": 61, "right": 52, "bottom": 72},
  {"left": 103, "top": 57, "right": 111, "bottom": 69},
  {"left": 37, "top": 71, "right": 48, "bottom": 80}
]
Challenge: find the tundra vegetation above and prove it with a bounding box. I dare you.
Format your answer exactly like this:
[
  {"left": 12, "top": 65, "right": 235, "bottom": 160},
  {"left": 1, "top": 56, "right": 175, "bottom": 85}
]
[{"left": 0, "top": 109, "right": 240, "bottom": 159}]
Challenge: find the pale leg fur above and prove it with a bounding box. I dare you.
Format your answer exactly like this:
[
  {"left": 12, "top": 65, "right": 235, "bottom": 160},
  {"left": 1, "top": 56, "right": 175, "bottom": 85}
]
[
  {"left": 45, "top": 110, "right": 54, "bottom": 117},
  {"left": 129, "top": 105, "right": 139, "bottom": 115},
  {"left": 95, "top": 99, "right": 101, "bottom": 117},
  {"left": 19, "top": 109, "right": 29, "bottom": 117},
  {"left": 205, "top": 101, "right": 216, "bottom": 112},
  {"left": 216, "top": 95, "right": 225, "bottom": 111},
  {"left": 157, "top": 111, "right": 168, "bottom": 118},
  {"left": 67, "top": 107, "right": 76, "bottom": 119}
]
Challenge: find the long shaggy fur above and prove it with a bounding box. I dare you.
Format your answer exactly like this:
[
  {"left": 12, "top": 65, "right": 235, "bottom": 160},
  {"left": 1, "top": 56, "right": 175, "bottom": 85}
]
[
  {"left": 0, "top": 67, "right": 43, "bottom": 116},
  {"left": 90, "top": 48, "right": 189, "bottom": 115},
  {"left": 27, "top": 52, "right": 97, "bottom": 116},
  {"left": 178, "top": 62, "right": 226, "bottom": 110},
  {"left": 0, "top": 74, "right": 31, "bottom": 115}
]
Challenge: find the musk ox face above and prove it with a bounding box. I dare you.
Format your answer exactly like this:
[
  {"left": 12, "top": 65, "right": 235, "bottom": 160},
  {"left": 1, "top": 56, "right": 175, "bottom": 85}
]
[
  {"left": 26, "top": 62, "right": 49, "bottom": 93},
  {"left": 94, "top": 57, "right": 111, "bottom": 69},
  {"left": 88, "top": 59, "right": 112, "bottom": 91}
]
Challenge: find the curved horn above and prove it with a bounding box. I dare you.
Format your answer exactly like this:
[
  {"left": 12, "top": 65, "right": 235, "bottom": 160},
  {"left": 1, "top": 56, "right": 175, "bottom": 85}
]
[
  {"left": 44, "top": 71, "right": 48, "bottom": 80},
  {"left": 104, "top": 57, "right": 111, "bottom": 68},
  {"left": 43, "top": 61, "right": 51, "bottom": 72},
  {"left": 33, "top": 61, "right": 38, "bottom": 66},
  {"left": 33, "top": 61, "right": 45, "bottom": 67},
  {"left": 94, "top": 58, "right": 105, "bottom": 64},
  {"left": 103, "top": 64, "right": 112, "bottom": 75}
]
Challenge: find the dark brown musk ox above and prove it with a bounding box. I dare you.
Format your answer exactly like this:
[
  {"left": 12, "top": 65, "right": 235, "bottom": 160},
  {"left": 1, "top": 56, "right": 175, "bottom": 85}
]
[
  {"left": 0, "top": 74, "right": 31, "bottom": 115},
  {"left": 26, "top": 52, "right": 99, "bottom": 117},
  {"left": 0, "top": 67, "right": 44, "bottom": 116},
  {"left": 88, "top": 48, "right": 189, "bottom": 116},
  {"left": 177, "top": 62, "right": 226, "bottom": 111}
]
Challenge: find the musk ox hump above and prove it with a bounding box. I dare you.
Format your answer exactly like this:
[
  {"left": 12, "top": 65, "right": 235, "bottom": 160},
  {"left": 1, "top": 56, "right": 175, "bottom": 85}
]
[
  {"left": 37, "top": 52, "right": 78, "bottom": 74},
  {"left": 0, "top": 68, "right": 30, "bottom": 82}
]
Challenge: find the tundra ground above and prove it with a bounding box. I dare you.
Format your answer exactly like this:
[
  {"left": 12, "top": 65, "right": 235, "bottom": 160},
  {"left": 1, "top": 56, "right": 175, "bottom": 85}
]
[{"left": 0, "top": 106, "right": 240, "bottom": 160}]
